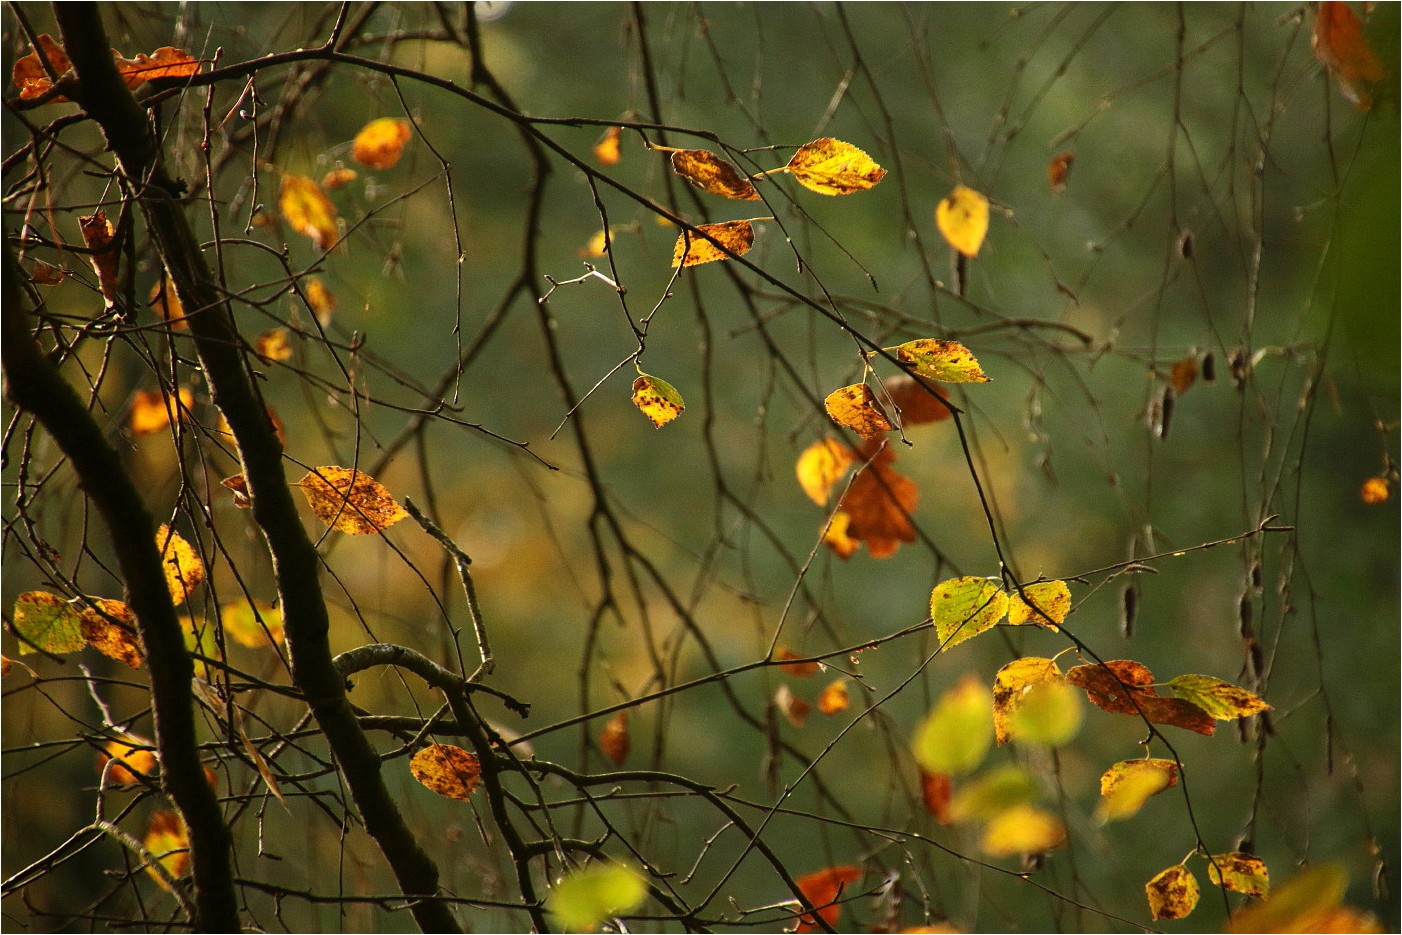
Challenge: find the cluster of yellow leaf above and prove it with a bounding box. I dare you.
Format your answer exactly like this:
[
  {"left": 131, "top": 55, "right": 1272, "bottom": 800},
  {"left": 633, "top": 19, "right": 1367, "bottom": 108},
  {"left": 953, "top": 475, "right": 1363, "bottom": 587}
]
[
  {"left": 11, "top": 34, "right": 199, "bottom": 102},
  {"left": 1146, "top": 852, "right": 1271, "bottom": 921},
  {"left": 931, "top": 577, "right": 1071, "bottom": 649},
  {"left": 1313, "top": 2, "right": 1387, "bottom": 110},
  {"left": 296, "top": 467, "right": 408, "bottom": 534}
]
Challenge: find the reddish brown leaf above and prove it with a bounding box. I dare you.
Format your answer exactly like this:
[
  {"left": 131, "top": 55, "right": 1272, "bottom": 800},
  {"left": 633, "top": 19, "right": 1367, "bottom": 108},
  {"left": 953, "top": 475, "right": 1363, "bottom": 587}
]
[
  {"left": 600, "top": 711, "right": 630, "bottom": 766},
  {"left": 1169, "top": 356, "right": 1199, "bottom": 394},
  {"left": 1066, "top": 661, "right": 1215, "bottom": 736},
  {"left": 1313, "top": 2, "right": 1386, "bottom": 109},
  {"left": 796, "top": 865, "right": 862, "bottom": 932},
  {"left": 884, "top": 375, "right": 952, "bottom": 425},
  {"left": 670, "top": 149, "right": 760, "bottom": 200},
  {"left": 920, "top": 769, "right": 953, "bottom": 825},
  {"left": 777, "top": 647, "right": 821, "bottom": 678},
  {"left": 833, "top": 463, "right": 917, "bottom": 559},
  {"left": 79, "top": 211, "right": 121, "bottom": 307},
  {"left": 1048, "top": 150, "right": 1075, "bottom": 193},
  {"left": 221, "top": 474, "right": 252, "bottom": 509}
]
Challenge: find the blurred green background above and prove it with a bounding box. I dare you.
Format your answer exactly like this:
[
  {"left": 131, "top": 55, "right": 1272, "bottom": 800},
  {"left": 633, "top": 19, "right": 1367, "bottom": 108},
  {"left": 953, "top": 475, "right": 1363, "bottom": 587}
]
[{"left": 3, "top": 3, "right": 1397, "bottom": 931}]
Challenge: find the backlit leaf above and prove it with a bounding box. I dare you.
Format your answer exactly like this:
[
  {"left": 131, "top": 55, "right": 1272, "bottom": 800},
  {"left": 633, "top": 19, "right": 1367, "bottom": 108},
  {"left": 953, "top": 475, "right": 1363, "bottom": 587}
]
[
  {"left": 891, "top": 339, "right": 991, "bottom": 383},
  {"left": 143, "top": 810, "right": 190, "bottom": 891},
  {"left": 279, "top": 174, "right": 339, "bottom": 250},
  {"left": 777, "top": 647, "right": 821, "bottom": 677},
  {"left": 992, "top": 656, "right": 1062, "bottom": 745},
  {"left": 631, "top": 373, "right": 685, "bottom": 428},
  {"left": 1065, "top": 660, "right": 1216, "bottom": 736},
  {"left": 297, "top": 467, "right": 408, "bottom": 534},
  {"left": 817, "top": 678, "right": 850, "bottom": 715},
  {"left": 255, "top": 328, "right": 293, "bottom": 362},
  {"left": 157, "top": 524, "right": 205, "bottom": 604},
  {"left": 31, "top": 259, "right": 65, "bottom": 285},
  {"left": 784, "top": 138, "right": 886, "bottom": 196},
  {"left": 795, "top": 865, "right": 862, "bottom": 933},
  {"left": 114, "top": 47, "right": 200, "bottom": 87},
  {"left": 775, "top": 683, "right": 810, "bottom": 728},
  {"left": 981, "top": 804, "right": 1066, "bottom": 857},
  {"left": 1006, "top": 580, "right": 1071, "bottom": 629},
  {"left": 836, "top": 463, "right": 917, "bottom": 559},
  {"left": 548, "top": 862, "right": 647, "bottom": 933},
  {"left": 129, "top": 386, "right": 194, "bottom": 436},
  {"left": 149, "top": 277, "right": 188, "bottom": 330},
  {"left": 1360, "top": 476, "right": 1391, "bottom": 504},
  {"left": 947, "top": 764, "right": 1037, "bottom": 824},
  {"left": 352, "top": 117, "right": 413, "bottom": 170},
  {"left": 580, "top": 229, "right": 610, "bottom": 258},
  {"left": 220, "top": 599, "right": 284, "bottom": 648},
  {"left": 221, "top": 474, "right": 251, "bottom": 509},
  {"left": 672, "top": 220, "right": 754, "bottom": 267},
  {"left": 935, "top": 185, "right": 990, "bottom": 257},
  {"left": 1207, "top": 852, "right": 1270, "bottom": 898},
  {"left": 79, "top": 211, "right": 121, "bottom": 307},
  {"left": 670, "top": 149, "right": 759, "bottom": 200},
  {"left": 920, "top": 770, "right": 953, "bottom": 824},
  {"left": 99, "top": 733, "right": 158, "bottom": 785},
  {"left": 79, "top": 598, "right": 143, "bottom": 668},
  {"left": 12, "top": 591, "right": 86, "bottom": 655},
  {"left": 1226, "top": 865, "right": 1380, "bottom": 933},
  {"left": 1313, "top": 2, "right": 1386, "bottom": 109},
  {"left": 600, "top": 711, "right": 629, "bottom": 766},
  {"left": 1096, "top": 758, "right": 1178, "bottom": 822},
  {"left": 1146, "top": 864, "right": 1200, "bottom": 921},
  {"left": 593, "top": 126, "right": 622, "bottom": 166},
  {"left": 821, "top": 510, "right": 861, "bottom": 559},
  {"left": 884, "top": 375, "right": 952, "bottom": 425},
  {"left": 1163, "top": 674, "right": 1271, "bottom": 720},
  {"left": 796, "top": 438, "right": 857, "bottom": 505},
  {"left": 825, "top": 383, "right": 894, "bottom": 440},
  {"left": 930, "top": 577, "right": 1007, "bottom": 649},
  {"left": 410, "top": 743, "right": 481, "bottom": 800},
  {"left": 305, "top": 277, "right": 336, "bottom": 326},
  {"left": 11, "top": 35, "right": 71, "bottom": 100},
  {"left": 911, "top": 674, "right": 994, "bottom": 776},
  {"left": 1007, "top": 680, "right": 1082, "bottom": 747},
  {"left": 321, "top": 166, "right": 358, "bottom": 190},
  {"left": 1048, "top": 150, "right": 1075, "bottom": 193}
]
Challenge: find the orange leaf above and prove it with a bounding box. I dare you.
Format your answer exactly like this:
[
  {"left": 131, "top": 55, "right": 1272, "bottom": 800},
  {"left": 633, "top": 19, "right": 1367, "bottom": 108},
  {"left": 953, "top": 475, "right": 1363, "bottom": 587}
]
[
  {"left": 832, "top": 463, "right": 917, "bottom": 559},
  {"left": 279, "top": 175, "right": 339, "bottom": 250},
  {"left": 784, "top": 138, "right": 886, "bottom": 196},
  {"left": 1360, "top": 476, "right": 1390, "bottom": 504},
  {"left": 920, "top": 769, "right": 953, "bottom": 825},
  {"left": 1065, "top": 661, "right": 1215, "bottom": 736},
  {"left": 321, "top": 166, "right": 358, "bottom": 190},
  {"left": 670, "top": 149, "right": 760, "bottom": 200},
  {"left": 775, "top": 683, "right": 810, "bottom": 728},
  {"left": 149, "top": 277, "right": 189, "bottom": 331},
  {"left": 99, "top": 733, "right": 158, "bottom": 785},
  {"left": 796, "top": 438, "right": 857, "bottom": 505},
  {"left": 352, "top": 117, "right": 413, "bottom": 170},
  {"left": 1169, "top": 356, "right": 1198, "bottom": 394},
  {"left": 817, "top": 678, "right": 849, "bottom": 716},
  {"left": 115, "top": 47, "right": 200, "bottom": 88},
  {"left": 305, "top": 277, "right": 336, "bottom": 326},
  {"left": 884, "top": 375, "right": 952, "bottom": 425},
  {"left": 255, "top": 328, "right": 293, "bottom": 362},
  {"left": 11, "top": 35, "right": 71, "bottom": 101},
  {"left": 129, "top": 386, "right": 194, "bottom": 436},
  {"left": 79, "top": 211, "right": 121, "bottom": 307},
  {"left": 296, "top": 466, "right": 408, "bottom": 534},
  {"left": 79, "top": 598, "right": 143, "bottom": 669},
  {"left": 600, "top": 711, "right": 630, "bottom": 766},
  {"left": 1048, "top": 150, "right": 1075, "bottom": 193},
  {"left": 156, "top": 524, "right": 205, "bottom": 604},
  {"left": 1313, "top": 2, "right": 1386, "bottom": 109},
  {"left": 410, "top": 743, "right": 481, "bottom": 800},
  {"left": 672, "top": 220, "right": 755, "bottom": 267},
  {"left": 824, "top": 384, "right": 894, "bottom": 440},
  {"left": 777, "top": 647, "right": 821, "bottom": 678},
  {"left": 795, "top": 865, "right": 862, "bottom": 933},
  {"left": 143, "top": 810, "right": 190, "bottom": 890},
  {"left": 594, "top": 125, "right": 623, "bottom": 166}
]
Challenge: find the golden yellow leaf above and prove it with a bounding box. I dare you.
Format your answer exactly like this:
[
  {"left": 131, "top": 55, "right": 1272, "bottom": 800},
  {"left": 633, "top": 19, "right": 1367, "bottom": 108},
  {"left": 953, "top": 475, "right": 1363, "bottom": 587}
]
[
  {"left": 581, "top": 229, "right": 610, "bottom": 258},
  {"left": 784, "top": 138, "right": 886, "bottom": 196},
  {"left": 410, "top": 742, "right": 481, "bottom": 800},
  {"left": 817, "top": 678, "right": 849, "bottom": 716},
  {"left": 1207, "top": 852, "right": 1270, "bottom": 898},
  {"left": 600, "top": 711, "right": 629, "bottom": 766},
  {"left": 79, "top": 211, "right": 121, "bottom": 307},
  {"left": 594, "top": 125, "right": 622, "bottom": 166},
  {"left": 255, "top": 328, "right": 293, "bottom": 362},
  {"left": 1096, "top": 757, "right": 1178, "bottom": 822},
  {"left": 321, "top": 166, "right": 358, "bottom": 190},
  {"left": 980, "top": 804, "right": 1067, "bottom": 857},
  {"left": 352, "top": 117, "right": 413, "bottom": 170},
  {"left": 157, "top": 524, "right": 205, "bottom": 604},
  {"left": 305, "top": 277, "right": 336, "bottom": 326},
  {"left": 220, "top": 599, "right": 284, "bottom": 648},
  {"left": 670, "top": 149, "right": 759, "bottom": 200},
  {"left": 824, "top": 384, "right": 894, "bottom": 440},
  {"left": 822, "top": 510, "right": 860, "bottom": 560},
  {"left": 79, "top": 598, "right": 143, "bottom": 668},
  {"left": 991, "top": 657, "right": 1062, "bottom": 745},
  {"left": 11, "top": 35, "right": 71, "bottom": 100},
  {"left": 148, "top": 277, "right": 188, "bottom": 330},
  {"left": 1360, "top": 476, "right": 1390, "bottom": 504},
  {"left": 1146, "top": 864, "right": 1200, "bottom": 921},
  {"left": 279, "top": 174, "right": 339, "bottom": 250},
  {"left": 99, "top": 733, "right": 158, "bottom": 785},
  {"left": 297, "top": 467, "right": 408, "bottom": 534},
  {"left": 935, "top": 185, "right": 990, "bottom": 257},
  {"left": 1006, "top": 580, "right": 1071, "bottom": 629},
  {"left": 672, "top": 220, "right": 754, "bottom": 267},
  {"left": 796, "top": 438, "right": 857, "bottom": 505},
  {"left": 631, "top": 373, "right": 685, "bottom": 428},
  {"left": 891, "top": 338, "right": 991, "bottom": 383},
  {"left": 129, "top": 386, "right": 194, "bottom": 436},
  {"left": 143, "top": 810, "right": 190, "bottom": 891}
]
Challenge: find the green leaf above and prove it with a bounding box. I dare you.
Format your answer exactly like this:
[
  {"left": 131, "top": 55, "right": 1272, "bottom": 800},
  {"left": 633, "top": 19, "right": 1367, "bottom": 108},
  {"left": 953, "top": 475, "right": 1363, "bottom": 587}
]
[
  {"left": 911, "top": 674, "right": 994, "bottom": 776},
  {"left": 931, "top": 577, "right": 1007, "bottom": 649},
  {"left": 12, "top": 591, "right": 86, "bottom": 655},
  {"left": 1007, "top": 680, "right": 1083, "bottom": 747},
  {"left": 547, "top": 862, "right": 648, "bottom": 933},
  {"left": 1163, "top": 674, "right": 1271, "bottom": 720}
]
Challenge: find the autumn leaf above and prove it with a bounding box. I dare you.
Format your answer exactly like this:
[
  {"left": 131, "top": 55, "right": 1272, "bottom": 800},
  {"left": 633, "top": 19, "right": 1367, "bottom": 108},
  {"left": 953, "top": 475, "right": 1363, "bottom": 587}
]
[
  {"left": 795, "top": 865, "right": 862, "bottom": 933},
  {"left": 670, "top": 149, "right": 760, "bottom": 200},
  {"left": 1005, "top": 580, "right": 1071, "bottom": 629},
  {"left": 775, "top": 683, "right": 810, "bottom": 728},
  {"left": 255, "top": 328, "right": 293, "bottom": 362},
  {"left": 930, "top": 577, "right": 1007, "bottom": 649},
  {"left": 1169, "top": 355, "right": 1198, "bottom": 394},
  {"left": 11, "top": 35, "right": 71, "bottom": 100},
  {"left": 672, "top": 220, "right": 754, "bottom": 267},
  {"left": 992, "top": 656, "right": 1062, "bottom": 745},
  {"left": 1226, "top": 865, "right": 1381, "bottom": 933},
  {"left": 221, "top": 474, "right": 252, "bottom": 509},
  {"left": 834, "top": 462, "right": 918, "bottom": 559},
  {"left": 129, "top": 386, "right": 194, "bottom": 436},
  {"left": 410, "top": 743, "right": 481, "bottom": 800},
  {"left": 352, "top": 117, "right": 413, "bottom": 170},
  {"left": 600, "top": 711, "right": 629, "bottom": 766},
  {"left": 777, "top": 647, "right": 821, "bottom": 677},
  {"left": 147, "top": 276, "right": 188, "bottom": 330},
  {"left": 816, "top": 678, "right": 850, "bottom": 716},
  {"left": 911, "top": 674, "right": 994, "bottom": 776},
  {"left": 31, "top": 259, "right": 64, "bottom": 285},
  {"left": 889, "top": 338, "right": 991, "bottom": 384},
  {"left": 824, "top": 383, "right": 894, "bottom": 440},
  {"left": 305, "top": 277, "right": 336, "bottom": 326},
  {"left": 279, "top": 174, "right": 339, "bottom": 250},
  {"left": 12, "top": 591, "right": 86, "bottom": 655},
  {"left": 115, "top": 47, "right": 200, "bottom": 87},
  {"left": 297, "top": 467, "right": 408, "bottom": 534},
  {"left": 821, "top": 510, "right": 860, "bottom": 559},
  {"left": 99, "top": 733, "right": 158, "bottom": 785},
  {"left": 884, "top": 375, "right": 952, "bottom": 425},
  {"left": 80, "top": 211, "right": 121, "bottom": 307},
  {"left": 1065, "top": 661, "right": 1215, "bottom": 736},
  {"left": 321, "top": 166, "right": 358, "bottom": 190},
  {"left": 220, "top": 599, "right": 284, "bottom": 648},
  {"left": 1163, "top": 674, "right": 1270, "bottom": 720},
  {"left": 935, "top": 185, "right": 990, "bottom": 257},
  {"left": 783, "top": 138, "right": 886, "bottom": 196},
  {"left": 981, "top": 804, "right": 1066, "bottom": 858},
  {"left": 79, "top": 598, "right": 143, "bottom": 668},
  {"left": 1207, "top": 852, "right": 1270, "bottom": 898},
  {"left": 547, "top": 861, "right": 647, "bottom": 933},
  {"left": 631, "top": 373, "right": 685, "bottom": 428},
  {"left": 1360, "top": 476, "right": 1391, "bottom": 504},
  {"left": 947, "top": 764, "right": 1038, "bottom": 824},
  {"left": 1096, "top": 758, "right": 1178, "bottom": 822},
  {"left": 796, "top": 438, "right": 857, "bottom": 505},
  {"left": 1146, "top": 864, "right": 1200, "bottom": 921},
  {"left": 1048, "top": 151, "right": 1075, "bottom": 193},
  {"left": 1313, "top": 2, "right": 1386, "bottom": 109},
  {"left": 1006, "top": 680, "right": 1082, "bottom": 747},
  {"left": 143, "top": 810, "right": 191, "bottom": 891},
  {"left": 920, "top": 770, "right": 953, "bottom": 824},
  {"left": 157, "top": 524, "right": 205, "bottom": 604},
  {"left": 593, "top": 126, "right": 623, "bottom": 166}
]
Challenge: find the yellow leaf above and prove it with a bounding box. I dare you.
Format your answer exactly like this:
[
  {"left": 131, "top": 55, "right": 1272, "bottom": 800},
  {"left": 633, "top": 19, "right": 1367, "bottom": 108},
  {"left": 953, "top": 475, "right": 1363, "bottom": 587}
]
[
  {"left": 631, "top": 373, "right": 685, "bottom": 428},
  {"left": 1227, "top": 865, "right": 1381, "bottom": 933},
  {"left": 143, "top": 810, "right": 190, "bottom": 891},
  {"left": 890, "top": 339, "right": 991, "bottom": 383},
  {"left": 581, "top": 229, "right": 610, "bottom": 258},
  {"left": 1146, "top": 864, "right": 1200, "bottom": 921},
  {"left": 305, "top": 277, "right": 336, "bottom": 326},
  {"left": 352, "top": 117, "right": 412, "bottom": 170},
  {"left": 824, "top": 384, "right": 893, "bottom": 440},
  {"left": 1360, "top": 476, "right": 1390, "bottom": 504},
  {"left": 817, "top": 678, "right": 850, "bottom": 716},
  {"left": 547, "top": 862, "right": 647, "bottom": 933},
  {"left": 600, "top": 711, "right": 629, "bottom": 766},
  {"left": 99, "top": 733, "right": 158, "bottom": 785},
  {"left": 79, "top": 598, "right": 143, "bottom": 668},
  {"left": 1207, "top": 852, "right": 1270, "bottom": 898},
  {"left": 321, "top": 166, "right": 358, "bottom": 190},
  {"left": 12, "top": 591, "right": 86, "bottom": 655},
  {"left": 1096, "top": 757, "right": 1178, "bottom": 822},
  {"left": 672, "top": 220, "right": 754, "bottom": 267},
  {"left": 930, "top": 577, "right": 1007, "bottom": 649},
  {"left": 1006, "top": 580, "right": 1071, "bottom": 630},
  {"left": 149, "top": 276, "right": 188, "bottom": 330},
  {"left": 279, "top": 174, "right": 339, "bottom": 250},
  {"left": 935, "top": 185, "right": 990, "bottom": 257},
  {"left": 79, "top": 211, "right": 121, "bottom": 307},
  {"left": 297, "top": 466, "right": 408, "bottom": 534},
  {"left": 784, "top": 138, "right": 886, "bottom": 196},
  {"left": 670, "top": 149, "right": 759, "bottom": 200},
  {"left": 980, "top": 804, "right": 1066, "bottom": 857},
  {"left": 821, "top": 510, "right": 860, "bottom": 560},
  {"left": 129, "top": 386, "right": 194, "bottom": 436},
  {"left": 947, "top": 764, "right": 1037, "bottom": 823},
  {"left": 410, "top": 742, "right": 481, "bottom": 800},
  {"left": 796, "top": 438, "right": 857, "bottom": 505},
  {"left": 220, "top": 599, "right": 284, "bottom": 648},
  {"left": 157, "top": 524, "right": 205, "bottom": 604},
  {"left": 992, "top": 656, "right": 1062, "bottom": 745},
  {"left": 911, "top": 674, "right": 994, "bottom": 776},
  {"left": 255, "top": 328, "right": 293, "bottom": 363},
  {"left": 1162, "top": 674, "right": 1271, "bottom": 720},
  {"left": 594, "top": 126, "right": 623, "bottom": 166}
]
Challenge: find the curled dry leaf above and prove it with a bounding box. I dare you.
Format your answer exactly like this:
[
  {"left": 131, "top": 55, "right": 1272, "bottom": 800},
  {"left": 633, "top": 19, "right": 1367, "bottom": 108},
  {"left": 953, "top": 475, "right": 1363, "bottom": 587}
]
[
  {"left": 11, "top": 35, "right": 71, "bottom": 100},
  {"left": 631, "top": 373, "right": 685, "bottom": 428},
  {"left": 672, "top": 219, "right": 754, "bottom": 267},
  {"left": 12, "top": 36, "right": 198, "bottom": 102},
  {"left": 795, "top": 865, "right": 862, "bottom": 933},
  {"left": 79, "top": 211, "right": 121, "bottom": 307},
  {"left": 1146, "top": 864, "right": 1200, "bottom": 921},
  {"left": 796, "top": 438, "right": 857, "bottom": 505},
  {"left": 891, "top": 339, "right": 990, "bottom": 383},
  {"left": 816, "top": 678, "right": 850, "bottom": 716},
  {"left": 1048, "top": 150, "right": 1075, "bottom": 193},
  {"left": 1169, "top": 355, "right": 1198, "bottom": 394},
  {"left": 297, "top": 467, "right": 408, "bottom": 534},
  {"left": 352, "top": 117, "right": 413, "bottom": 170},
  {"left": 143, "top": 810, "right": 191, "bottom": 891},
  {"left": 936, "top": 185, "right": 990, "bottom": 257},
  {"left": 129, "top": 386, "right": 194, "bottom": 436},
  {"left": 594, "top": 125, "right": 622, "bottom": 166},
  {"left": 410, "top": 743, "right": 481, "bottom": 800},
  {"left": 221, "top": 474, "right": 251, "bottom": 509},
  {"left": 79, "top": 598, "right": 143, "bottom": 668},
  {"left": 279, "top": 174, "right": 339, "bottom": 250},
  {"left": 670, "top": 149, "right": 760, "bottom": 200},
  {"left": 784, "top": 138, "right": 886, "bottom": 196},
  {"left": 12, "top": 590, "right": 86, "bottom": 655},
  {"left": 31, "top": 259, "right": 65, "bottom": 285},
  {"left": 600, "top": 710, "right": 630, "bottom": 766},
  {"left": 884, "top": 375, "right": 952, "bottom": 425},
  {"left": 824, "top": 383, "right": 893, "bottom": 440}
]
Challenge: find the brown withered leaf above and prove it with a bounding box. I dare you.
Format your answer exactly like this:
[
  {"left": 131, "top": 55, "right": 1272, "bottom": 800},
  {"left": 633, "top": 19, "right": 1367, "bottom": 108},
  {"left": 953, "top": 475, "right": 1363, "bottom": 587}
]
[
  {"left": 1169, "top": 356, "right": 1198, "bottom": 394},
  {"left": 297, "top": 466, "right": 408, "bottom": 534},
  {"left": 824, "top": 383, "right": 893, "bottom": 440},
  {"left": 1065, "top": 661, "right": 1215, "bottom": 736},
  {"left": 672, "top": 220, "right": 754, "bottom": 267},
  {"left": 31, "top": 259, "right": 64, "bottom": 285},
  {"left": 670, "top": 149, "right": 760, "bottom": 200},
  {"left": 775, "top": 683, "right": 810, "bottom": 728},
  {"left": 600, "top": 711, "right": 629, "bottom": 766},
  {"left": 80, "top": 211, "right": 121, "bottom": 307},
  {"left": 221, "top": 474, "right": 252, "bottom": 509},
  {"left": 832, "top": 463, "right": 917, "bottom": 559},
  {"left": 884, "top": 375, "right": 952, "bottom": 425}
]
